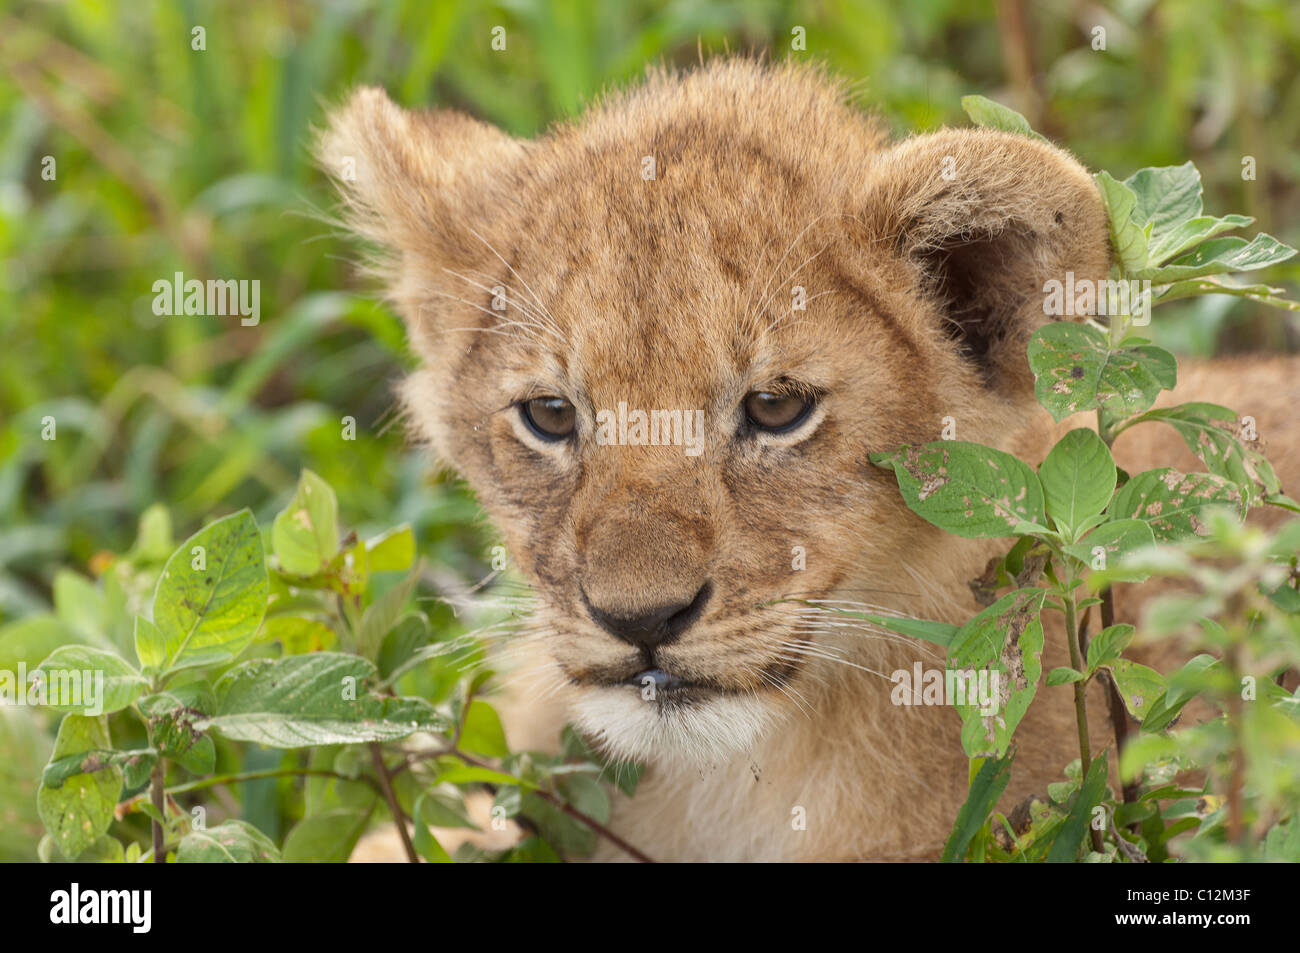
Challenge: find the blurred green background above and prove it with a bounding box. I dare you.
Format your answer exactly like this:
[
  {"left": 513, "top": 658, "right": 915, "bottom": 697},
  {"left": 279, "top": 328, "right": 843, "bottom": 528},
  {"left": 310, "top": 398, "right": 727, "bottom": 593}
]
[{"left": 1, "top": 0, "right": 1298, "bottom": 860}]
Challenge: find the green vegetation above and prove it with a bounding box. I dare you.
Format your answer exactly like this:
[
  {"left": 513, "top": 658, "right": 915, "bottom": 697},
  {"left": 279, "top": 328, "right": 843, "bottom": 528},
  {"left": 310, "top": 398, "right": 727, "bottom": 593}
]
[{"left": 2, "top": 1, "right": 1298, "bottom": 861}]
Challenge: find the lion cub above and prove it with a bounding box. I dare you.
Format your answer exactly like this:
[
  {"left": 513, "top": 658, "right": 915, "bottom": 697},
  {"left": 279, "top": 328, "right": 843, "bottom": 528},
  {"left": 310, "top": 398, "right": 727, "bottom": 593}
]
[{"left": 324, "top": 60, "right": 1299, "bottom": 861}]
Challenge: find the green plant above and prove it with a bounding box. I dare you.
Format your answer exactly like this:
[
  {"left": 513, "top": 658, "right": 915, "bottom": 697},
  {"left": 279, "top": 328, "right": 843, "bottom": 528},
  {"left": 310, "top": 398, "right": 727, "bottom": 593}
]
[
  {"left": 28, "top": 470, "right": 647, "bottom": 863},
  {"left": 856, "top": 97, "right": 1300, "bottom": 862}
]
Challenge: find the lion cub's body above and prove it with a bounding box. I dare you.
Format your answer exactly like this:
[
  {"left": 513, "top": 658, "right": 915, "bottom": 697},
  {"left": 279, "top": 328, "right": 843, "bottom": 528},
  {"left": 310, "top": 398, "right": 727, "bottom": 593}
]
[{"left": 327, "top": 61, "right": 1300, "bottom": 862}]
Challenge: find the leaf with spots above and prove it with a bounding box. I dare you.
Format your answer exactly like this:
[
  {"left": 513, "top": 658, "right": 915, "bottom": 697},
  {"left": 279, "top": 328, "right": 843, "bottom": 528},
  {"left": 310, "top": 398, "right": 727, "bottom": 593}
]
[
  {"left": 37, "top": 715, "right": 122, "bottom": 860},
  {"left": 139, "top": 684, "right": 217, "bottom": 775},
  {"left": 33, "top": 645, "right": 147, "bottom": 714},
  {"left": 176, "top": 819, "right": 282, "bottom": 863},
  {"left": 1109, "top": 468, "right": 1244, "bottom": 542},
  {"left": 1062, "top": 519, "right": 1156, "bottom": 577},
  {"left": 1098, "top": 658, "right": 1166, "bottom": 722},
  {"left": 947, "top": 588, "right": 1048, "bottom": 758},
  {"left": 42, "top": 747, "right": 156, "bottom": 790},
  {"left": 871, "top": 441, "right": 1045, "bottom": 539},
  {"left": 152, "top": 510, "right": 269, "bottom": 674},
  {"left": 197, "top": 652, "right": 448, "bottom": 747},
  {"left": 1122, "top": 402, "right": 1283, "bottom": 502},
  {"left": 1028, "top": 322, "right": 1176, "bottom": 422},
  {"left": 272, "top": 469, "right": 340, "bottom": 576}
]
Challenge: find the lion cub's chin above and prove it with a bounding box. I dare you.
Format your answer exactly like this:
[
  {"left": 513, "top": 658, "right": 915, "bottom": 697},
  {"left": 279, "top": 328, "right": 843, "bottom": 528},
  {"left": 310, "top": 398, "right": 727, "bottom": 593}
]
[{"left": 569, "top": 685, "right": 776, "bottom": 765}]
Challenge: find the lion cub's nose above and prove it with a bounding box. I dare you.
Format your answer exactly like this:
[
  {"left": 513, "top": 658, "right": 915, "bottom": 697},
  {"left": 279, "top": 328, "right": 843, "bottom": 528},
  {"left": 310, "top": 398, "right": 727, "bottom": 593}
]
[{"left": 585, "top": 583, "right": 712, "bottom": 650}]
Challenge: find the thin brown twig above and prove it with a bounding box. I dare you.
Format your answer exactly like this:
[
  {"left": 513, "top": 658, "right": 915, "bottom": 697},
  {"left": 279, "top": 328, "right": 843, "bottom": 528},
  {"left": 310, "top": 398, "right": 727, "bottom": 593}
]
[{"left": 370, "top": 742, "right": 420, "bottom": 863}]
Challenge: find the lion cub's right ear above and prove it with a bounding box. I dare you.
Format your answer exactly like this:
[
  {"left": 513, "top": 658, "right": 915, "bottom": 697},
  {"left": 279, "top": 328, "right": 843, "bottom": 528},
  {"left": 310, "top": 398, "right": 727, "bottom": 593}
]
[{"left": 317, "top": 87, "right": 528, "bottom": 274}]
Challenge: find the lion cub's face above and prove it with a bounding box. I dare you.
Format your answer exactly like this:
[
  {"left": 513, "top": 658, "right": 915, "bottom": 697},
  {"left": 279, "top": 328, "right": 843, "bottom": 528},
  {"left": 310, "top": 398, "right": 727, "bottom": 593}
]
[{"left": 323, "top": 61, "right": 1108, "bottom": 763}]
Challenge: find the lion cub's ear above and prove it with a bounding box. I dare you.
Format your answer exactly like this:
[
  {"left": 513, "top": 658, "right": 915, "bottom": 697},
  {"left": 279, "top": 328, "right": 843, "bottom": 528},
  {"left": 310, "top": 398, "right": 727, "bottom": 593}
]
[
  {"left": 317, "top": 87, "right": 527, "bottom": 304},
  {"left": 861, "top": 129, "right": 1110, "bottom": 389}
]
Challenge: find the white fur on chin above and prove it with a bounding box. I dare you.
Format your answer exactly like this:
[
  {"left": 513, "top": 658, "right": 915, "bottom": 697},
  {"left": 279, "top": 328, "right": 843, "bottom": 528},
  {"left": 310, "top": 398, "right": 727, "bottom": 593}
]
[{"left": 570, "top": 686, "right": 775, "bottom": 765}]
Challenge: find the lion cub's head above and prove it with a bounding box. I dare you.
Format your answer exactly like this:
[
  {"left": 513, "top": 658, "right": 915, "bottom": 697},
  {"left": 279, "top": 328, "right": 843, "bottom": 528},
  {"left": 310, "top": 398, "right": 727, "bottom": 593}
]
[{"left": 321, "top": 60, "right": 1109, "bottom": 764}]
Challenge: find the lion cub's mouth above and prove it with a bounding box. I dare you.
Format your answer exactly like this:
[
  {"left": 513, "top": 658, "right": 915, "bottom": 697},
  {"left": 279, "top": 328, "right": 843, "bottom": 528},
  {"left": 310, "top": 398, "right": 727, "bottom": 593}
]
[
  {"left": 619, "top": 667, "right": 723, "bottom": 704},
  {"left": 567, "top": 661, "right": 730, "bottom": 701}
]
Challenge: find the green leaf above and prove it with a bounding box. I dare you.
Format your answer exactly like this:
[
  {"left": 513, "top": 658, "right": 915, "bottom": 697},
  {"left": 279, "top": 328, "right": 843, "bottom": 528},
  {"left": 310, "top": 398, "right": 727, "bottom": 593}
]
[
  {"left": 272, "top": 469, "right": 340, "bottom": 576},
  {"left": 1143, "top": 233, "right": 1296, "bottom": 282},
  {"left": 366, "top": 525, "right": 415, "bottom": 572},
  {"left": 258, "top": 615, "right": 337, "bottom": 655},
  {"left": 493, "top": 785, "right": 523, "bottom": 819},
  {"left": 1109, "top": 468, "right": 1243, "bottom": 542},
  {"left": 139, "top": 685, "right": 216, "bottom": 775},
  {"left": 176, "top": 820, "right": 282, "bottom": 863},
  {"left": 557, "top": 773, "right": 610, "bottom": 825},
  {"left": 198, "top": 653, "right": 446, "bottom": 747},
  {"left": 872, "top": 441, "right": 1045, "bottom": 538},
  {"left": 1124, "top": 163, "right": 1203, "bottom": 244},
  {"left": 1095, "top": 171, "right": 1148, "bottom": 271},
  {"left": 960, "top": 96, "right": 1042, "bottom": 138},
  {"left": 411, "top": 795, "right": 454, "bottom": 863},
  {"left": 1101, "top": 659, "right": 1166, "bottom": 721},
  {"left": 1086, "top": 624, "right": 1136, "bottom": 673},
  {"left": 941, "top": 751, "right": 1015, "bottom": 862},
  {"left": 823, "top": 607, "right": 958, "bottom": 648},
  {"left": 152, "top": 510, "right": 269, "bottom": 673},
  {"left": 460, "top": 699, "right": 510, "bottom": 758},
  {"left": 947, "top": 588, "right": 1048, "bottom": 757},
  {"left": 606, "top": 760, "right": 644, "bottom": 798},
  {"left": 521, "top": 792, "right": 596, "bottom": 856},
  {"left": 1153, "top": 274, "right": 1299, "bottom": 310},
  {"left": 34, "top": 646, "right": 146, "bottom": 714},
  {"left": 1039, "top": 429, "right": 1116, "bottom": 536},
  {"left": 504, "top": 836, "right": 562, "bottom": 863},
  {"left": 1142, "top": 654, "right": 1220, "bottom": 733},
  {"left": 283, "top": 805, "right": 375, "bottom": 862},
  {"left": 1147, "top": 213, "right": 1252, "bottom": 265},
  {"left": 378, "top": 612, "right": 431, "bottom": 680},
  {"left": 435, "top": 762, "right": 536, "bottom": 791},
  {"left": 357, "top": 567, "right": 420, "bottom": 661},
  {"left": 42, "top": 747, "right": 156, "bottom": 791},
  {"left": 1124, "top": 403, "right": 1282, "bottom": 501},
  {"left": 134, "top": 616, "right": 166, "bottom": 670},
  {"left": 37, "top": 715, "right": 122, "bottom": 860},
  {"left": 130, "top": 504, "right": 174, "bottom": 562},
  {"left": 1046, "top": 752, "right": 1109, "bottom": 862},
  {"left": 52, "top": 570, "right": 107, "bottom": 646},
  {"left": 1046, "top": 666, "right": 1085, "bottom": 686},
  {"left": 1027, "top": 322, "right": 1176, "bottom": 422},
  {"left": 415, "top": 786, "right": 480, "bottom": 830},
  {"left": 1063, "top": 520, "right": 1156, "bottom": 575}
]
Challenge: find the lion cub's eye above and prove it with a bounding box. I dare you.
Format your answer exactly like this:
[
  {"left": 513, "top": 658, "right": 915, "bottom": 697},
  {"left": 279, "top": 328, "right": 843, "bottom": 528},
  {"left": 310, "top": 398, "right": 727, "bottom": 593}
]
[
  {"left": 743, "top": 390, "right": 815, "bottom": 433},
  {"left": 520, "top": 396, "right": 576, "bottom": 440}
]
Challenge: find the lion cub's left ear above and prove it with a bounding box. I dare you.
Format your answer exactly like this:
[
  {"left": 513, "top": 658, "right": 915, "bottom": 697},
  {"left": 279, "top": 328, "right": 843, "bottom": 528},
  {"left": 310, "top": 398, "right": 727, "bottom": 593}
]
[
  {"left": 860, "top": 129, "right": 1110, "bottom": 390},
  {"left": 317, "top": 87, "right": 528, "bottom": 326}
]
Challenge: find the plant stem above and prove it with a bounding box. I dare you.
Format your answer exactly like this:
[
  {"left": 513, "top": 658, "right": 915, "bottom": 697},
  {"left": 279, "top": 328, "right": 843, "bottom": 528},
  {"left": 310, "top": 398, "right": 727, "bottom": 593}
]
[
  {"left": 1225, "top": 642, "right": 1246, "bottom": 847},
  {"left": 404, "top": 746, "right": 656, "bottom": 863},
  {"left": 1063, "top": 592, "right": 1104, "bottom": 853},
  {"left": 119, "top": 766, "right": 381, "bottom": 813},
  {"left": 1099, "top": 587, "right": 1141, "bottom": 811},
  {"left": 150, "top": 757, "right": 166, "bottom": 863},
  {"left": 370, "top": 742, "right": 420, "bottom": 863}
]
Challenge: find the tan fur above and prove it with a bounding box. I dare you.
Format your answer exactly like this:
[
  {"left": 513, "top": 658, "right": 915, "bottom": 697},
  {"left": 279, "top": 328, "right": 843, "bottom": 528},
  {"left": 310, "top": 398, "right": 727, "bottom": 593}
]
[{"left": 326, "top": 60, "right": 1300, "bottom": 861}]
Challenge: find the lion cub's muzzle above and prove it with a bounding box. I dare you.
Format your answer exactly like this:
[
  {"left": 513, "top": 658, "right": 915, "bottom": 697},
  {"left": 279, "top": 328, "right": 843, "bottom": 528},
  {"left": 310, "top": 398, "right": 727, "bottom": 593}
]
[{"left": 581, "top": 581, "right": 712, "bottom": 651}]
